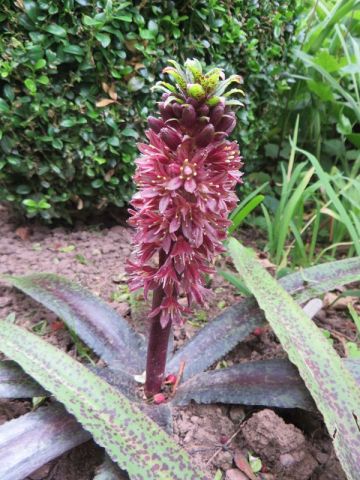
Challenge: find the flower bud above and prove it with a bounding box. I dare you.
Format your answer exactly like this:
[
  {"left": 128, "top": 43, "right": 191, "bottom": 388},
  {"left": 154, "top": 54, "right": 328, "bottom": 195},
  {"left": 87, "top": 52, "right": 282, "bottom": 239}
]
[
  {"left": 210, "top": 102, "right": 225, "bottom": 126},
  {"left": 159, "top": 127, "right": 182, "bottom": 150},
  {"left": 172, "top": 102, "right": 183, "bottom": 118},
  {"left": 187, "top": 83, "right": 205, "bottom": 100},
  {"left": 195, "top": 124, "right": 215, "bottom": 147},
  {"left": 147, "top": 116, "right": 164, "bottom": 133},
  {"left": 217, "top": 114, "right": 236, "bottom": 132},
  {"left": 159, "top": 102, "right": 174, "bottom": 120},
  {"left": 198, "top": 104, "right": 209, "bottom": 116},
  {"left": 182, "top": 104, "right": 196, "bottom": 127}
]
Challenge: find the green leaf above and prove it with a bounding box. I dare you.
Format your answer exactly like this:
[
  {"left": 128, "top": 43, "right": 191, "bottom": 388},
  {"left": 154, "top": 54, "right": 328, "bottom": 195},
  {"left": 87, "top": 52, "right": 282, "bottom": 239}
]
[
  {"left": 0, "top": 322, "right": 208, "bottom": 480},
  {"left": 95, "top": 32, "right": 111, "bottom": 48},
  {"left": 228, "top": 238, "right": 360, "bottom": 480},
  {"left": 108, "top": 136, "right": 120, "bottom": 146},
  {"left": 34, "top": 58, "right": 46, "bottom": 70},
  {"left": 228, "top": 194, "right": 264, "bottom": 234},
  {"left": 0, "top": 98, "right": 10, "bottom": 113},
  {"left": 24, "top": 78, "right": 37, "bottom": 93},
  {"left": 60, "top": 118, "right": 76, "bottom": 128},
  {"left": 37, "top": 75, "right": 50, "bottom": 85},
  {"left": 296, "top": 146, "right": 360, "bottom": 256},
  {"left": 128, "top": 76, "right": 145, "bottom": 92},
  {"left": 45, "top": 24, "right": 67, "bottom": 37},
  {"left": 3, "top": 84, "right": 14, "bottom": 101},
  {"left": 307, "top": 79, "right": 333, "bottom": 101},
  {"left": 63, "top": 44, "right": 84, "bottom": 56}
]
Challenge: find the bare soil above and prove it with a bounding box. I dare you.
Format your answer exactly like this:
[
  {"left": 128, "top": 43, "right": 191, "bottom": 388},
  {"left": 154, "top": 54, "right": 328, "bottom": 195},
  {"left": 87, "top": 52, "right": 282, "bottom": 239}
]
[{"left": 0, "top": 203, "right": 357, "bottom": 480}]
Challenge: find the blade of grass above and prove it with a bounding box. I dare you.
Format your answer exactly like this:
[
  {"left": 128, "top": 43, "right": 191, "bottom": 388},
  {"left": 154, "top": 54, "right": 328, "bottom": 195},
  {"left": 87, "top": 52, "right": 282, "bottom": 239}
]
[
  {"left": 296, "top": 146, "right": 360, "bottom": 255},
  {"left": 275, "top": 167, "right": 315, "bottom": 264},
  {"left": 229, "top": 182, "right": 268, "bottom": 220},
  {"left": 228, "top": 238, "right": 360, "bottom": 480},
  {"left": 228, "top": 195, "right": 264, "bottom": 234}
]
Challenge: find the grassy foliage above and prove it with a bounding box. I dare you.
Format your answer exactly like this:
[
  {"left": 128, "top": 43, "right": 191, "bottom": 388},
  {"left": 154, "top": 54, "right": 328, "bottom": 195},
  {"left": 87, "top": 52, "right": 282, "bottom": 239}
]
[{"left": 273, "top": 0, "right": 360, "bottom": 168}]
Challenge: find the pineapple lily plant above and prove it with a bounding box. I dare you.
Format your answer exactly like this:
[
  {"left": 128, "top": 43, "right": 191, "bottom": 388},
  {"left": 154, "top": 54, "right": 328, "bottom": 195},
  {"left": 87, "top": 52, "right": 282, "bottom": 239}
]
[{"left": 0, "top": 60, "right": 359, "bottom": 480}]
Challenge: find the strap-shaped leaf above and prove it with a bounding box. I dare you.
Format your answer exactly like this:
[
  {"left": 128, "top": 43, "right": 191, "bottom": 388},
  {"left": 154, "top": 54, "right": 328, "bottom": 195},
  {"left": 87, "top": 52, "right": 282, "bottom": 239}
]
[
  {"left": 228, "top": 239, "right": 360, "bottom": 480},
  {"left": 0, "top": 360, "right": 47, "bottom": 398},
  {"left": 4, "top": 274, "right": 146, "bottom": 373},
  {"left": 172, "top": 359, "right": 315, "bottom": 410},
  {"left": 279, "top": 256, "right": 360, "bottom": 304},
  {"left": 172, "top": 358, "right": 360, "bottom": 410},
  {"left": 167, "top": 256, "right": 360, "bottom": 381},
  {"left": 0, "top": 322, "right": 208, "bottom": 480},
  {"left": 0, "top": 403, "right": 90, "bottom": 480}
]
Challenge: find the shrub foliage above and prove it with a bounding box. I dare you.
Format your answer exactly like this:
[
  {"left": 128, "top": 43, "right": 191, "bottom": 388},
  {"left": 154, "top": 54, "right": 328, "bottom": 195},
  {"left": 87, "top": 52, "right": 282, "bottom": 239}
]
[{"left": 0, "top": 0, "right": 298, "bottom": 221}]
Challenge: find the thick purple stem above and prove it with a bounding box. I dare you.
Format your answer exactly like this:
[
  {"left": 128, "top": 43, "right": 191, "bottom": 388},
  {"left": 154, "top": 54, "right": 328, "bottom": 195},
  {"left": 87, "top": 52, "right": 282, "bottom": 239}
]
[{"left": 144, "top": 251, "right": 172, "bottom": 397}]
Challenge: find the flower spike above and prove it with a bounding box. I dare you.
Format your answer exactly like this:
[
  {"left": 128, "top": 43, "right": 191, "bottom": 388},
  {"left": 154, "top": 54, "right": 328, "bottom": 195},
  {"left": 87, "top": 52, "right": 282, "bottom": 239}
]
[{"left": 127, "top": 59, "right": 244, "bottom": 328}]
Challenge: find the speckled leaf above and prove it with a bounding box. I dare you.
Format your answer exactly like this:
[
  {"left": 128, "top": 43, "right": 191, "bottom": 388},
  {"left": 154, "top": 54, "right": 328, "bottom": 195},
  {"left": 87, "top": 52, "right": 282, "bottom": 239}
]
[
  {"left": 0, "top": 360, "right": 47, "bottom": 398},
  {"left": 5, "top": 274, "right": 146, "bottom": 373},
  {"left": 0, "top": 360, "right": 173, "bottom": 434},
  {"left": 0, "top": 322, "right": 208, "bottom": 480},
  {"left": 166, "top": 257, "right": 360, "bottom": 381},
  {"left": 0, "top": 403, "right": 90, "bottom": 480},
  {"left": 166, "top": 298, "right": 263, "bottom": 381},
  {"left": 172, "top": 359, "right": 360, "bottom": 410},
  {"left": 279, "top": 256, "right": 360, "bottom": 304},
  {"left": 172, "top": 359, "right": 316, "bottom": 410},
  {"left": 228, "top": 239, "right": 360, "bottom": 480}
]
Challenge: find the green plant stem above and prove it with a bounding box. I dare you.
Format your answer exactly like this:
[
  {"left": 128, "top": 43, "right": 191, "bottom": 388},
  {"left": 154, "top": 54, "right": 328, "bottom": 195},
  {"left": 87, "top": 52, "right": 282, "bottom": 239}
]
[{"left": 144, "top": 251, "right": 171, "bottom": 397}]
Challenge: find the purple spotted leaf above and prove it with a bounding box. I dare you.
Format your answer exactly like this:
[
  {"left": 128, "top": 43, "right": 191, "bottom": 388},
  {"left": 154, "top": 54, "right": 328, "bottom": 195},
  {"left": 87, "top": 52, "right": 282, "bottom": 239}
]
[
  {"left": 172, "top": 358, "right": 360, "bottom": 410},
  {"left": 171, "top": 359, "right": 316, "bottom": 410},
  {"left": 166, "top": 256, "right": 360, "bottom": 381},
  {"left": 228, "top": 239, "right": 360, "bottom": 480},
  {"left": 0, "top": 360, "right": 173, "bottom": 434},
  {"left": 0, "top": 403, "right": 90, "bottom": 480},
  {"left": 0, "top": 322, "right": 208, "bottom": 480},
  {"left": 4, "top": 274, "right": 146, "bottom": 374}
]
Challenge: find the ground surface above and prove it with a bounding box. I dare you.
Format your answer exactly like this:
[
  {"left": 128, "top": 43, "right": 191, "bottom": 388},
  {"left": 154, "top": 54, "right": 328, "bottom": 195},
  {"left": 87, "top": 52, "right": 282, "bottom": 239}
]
[{"left": 0, "top": 203, "right": 358, "bottom": 480}]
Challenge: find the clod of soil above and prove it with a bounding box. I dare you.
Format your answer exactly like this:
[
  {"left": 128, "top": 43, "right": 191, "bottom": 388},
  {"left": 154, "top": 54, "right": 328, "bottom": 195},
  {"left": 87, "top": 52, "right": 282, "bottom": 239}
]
[{"left": 242, "top": 409, "right": 318, "bottom": 480}]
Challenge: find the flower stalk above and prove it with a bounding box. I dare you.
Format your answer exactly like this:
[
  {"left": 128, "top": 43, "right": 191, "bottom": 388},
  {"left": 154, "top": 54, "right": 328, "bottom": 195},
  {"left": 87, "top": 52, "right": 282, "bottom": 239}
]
[{"left": 127, "top": 59, "right": 244, "bottom": 397}]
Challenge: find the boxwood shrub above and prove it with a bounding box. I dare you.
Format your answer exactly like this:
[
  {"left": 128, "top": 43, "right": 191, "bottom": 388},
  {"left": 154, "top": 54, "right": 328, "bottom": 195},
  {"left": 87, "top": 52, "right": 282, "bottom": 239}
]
[{"left": 0, "top": 0, "right": 299, "bottom": 221}]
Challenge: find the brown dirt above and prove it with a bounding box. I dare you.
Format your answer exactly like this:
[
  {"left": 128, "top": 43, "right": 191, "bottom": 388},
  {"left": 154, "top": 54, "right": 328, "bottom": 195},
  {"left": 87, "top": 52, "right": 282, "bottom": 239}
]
[{"left": 0, "top": 203, "right": 357, "bottom": 480}]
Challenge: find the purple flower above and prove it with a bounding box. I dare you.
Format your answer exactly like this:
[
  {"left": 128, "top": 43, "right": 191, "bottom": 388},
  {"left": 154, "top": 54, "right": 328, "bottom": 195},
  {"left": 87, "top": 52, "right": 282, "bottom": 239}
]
[{"left": 127, "top": 59, "right": 244, "bottom": 327}]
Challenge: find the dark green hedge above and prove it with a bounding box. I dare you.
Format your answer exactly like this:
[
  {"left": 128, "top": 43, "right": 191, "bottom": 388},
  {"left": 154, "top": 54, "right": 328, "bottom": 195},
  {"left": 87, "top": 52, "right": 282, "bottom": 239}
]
[{"left": 0, "top": 0, "right": 299, "bottom": 221}]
